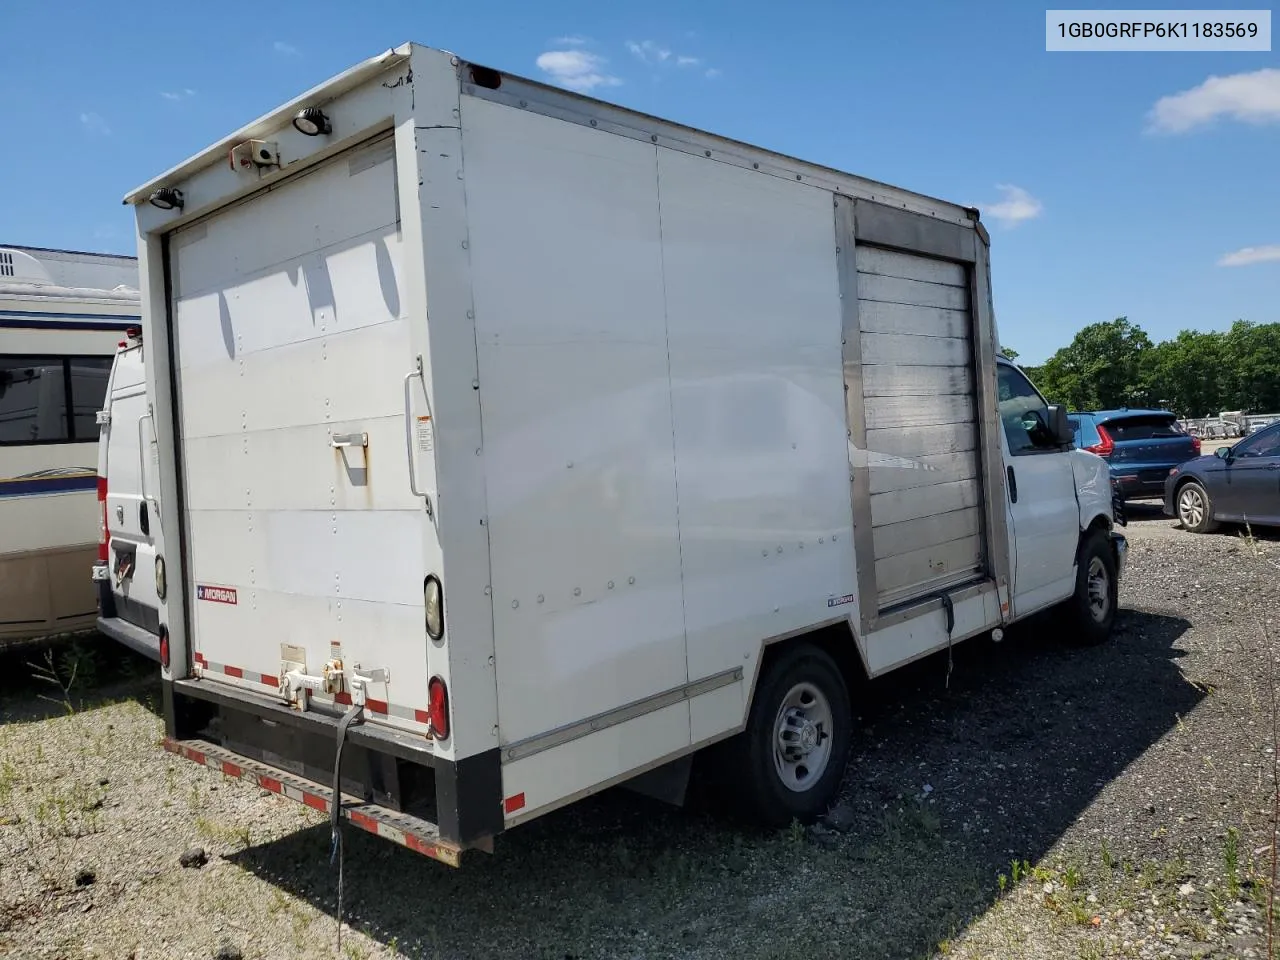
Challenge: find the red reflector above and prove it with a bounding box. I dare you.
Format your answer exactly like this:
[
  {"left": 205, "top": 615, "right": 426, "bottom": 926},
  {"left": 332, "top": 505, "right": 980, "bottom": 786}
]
[
  {"left": 159, "top": 627, "right": 170, "bottom": 670},
  {"left": 427, "top": 676, "right": 449, "bottom": 740},
  {"left": 97, "top": 476, "right": 109, "bottom": 562},
  {"left": 504, "top": 792, "right": 526, "bottom": 814}
]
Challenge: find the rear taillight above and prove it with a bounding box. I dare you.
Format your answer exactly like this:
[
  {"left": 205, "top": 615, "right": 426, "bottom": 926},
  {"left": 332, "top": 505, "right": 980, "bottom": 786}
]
[
  {"left": 1191, "top": 436, "right": 1201, "bottom": 455},
  {"left": 427, "top": 675, "right": 449, "bottom": 740},
  {"left": 1084, "top": 424, "right": 1115, "bottom": 458},
  {"left": 159, "top": 625, "right": 170, "bottom": 670},
  {"left": 97, "top": 476, "right": 109, "bottom": 562}
]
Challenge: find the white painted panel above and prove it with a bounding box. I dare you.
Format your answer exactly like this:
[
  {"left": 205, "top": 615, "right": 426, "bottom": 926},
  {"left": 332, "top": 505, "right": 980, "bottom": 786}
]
[
  {"left": 168, "top": 137, "right": 424, "bottom": 714},
  {"left": 861, "top": 589, "right": 995, "bottom": 677},
  {"left": 861, "top": 332, "right": 971, "bottom": 367},
  {"left": 689, "top": 679, "right": 747, "bottom": 745},
  {"left": 182, "top": 416, "right": 417, "bottom": 514},
  {"left": 872, "top": 507, "right": 981, "bottom": 558},
  {"left": 502, "top": 702, "right": 690, "bottom": 823},
  {"left": 173, "top": 225, "right": 403, "bottom": 371},
  {"left": 856, "top": 272, "right": 968, "bottom": 311},
  {"left": 171, "top": 136, "right": 397, "bottom": 301},
  {"left": 461, "top": 98, "right": 688, "bottom": 745},
  {"left": 189, "top": 585, "right": 431, "bottom": 737},
  {"left": 857, "top": 247, "right": 966, "bottom": 287},
  {"left": 654, "top": 148, "right": 854, "bottom": 683},
  {"left": 179, "top": 318, "right": 410, "bottom": 440}
]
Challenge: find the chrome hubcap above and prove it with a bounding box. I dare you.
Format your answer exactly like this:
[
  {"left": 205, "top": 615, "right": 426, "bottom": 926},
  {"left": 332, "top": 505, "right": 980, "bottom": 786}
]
[
  {"left": 1087, "top": 556, "right": 1110, "bottom": 623},
  {"left": 1178, "top": 488, "right": 1205, "bottom": 528},
  {"left": 773, "top": 682, "right": 833, "bottom": 792}
]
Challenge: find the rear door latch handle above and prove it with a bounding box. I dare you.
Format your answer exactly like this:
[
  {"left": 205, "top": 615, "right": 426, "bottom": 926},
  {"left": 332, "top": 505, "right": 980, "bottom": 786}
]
[
  {"left": 330, "top": 433, "right": 369, "bottom": 449},
  {"left": 1007, "top": 465, "right": 1018, "bottom": 503}
]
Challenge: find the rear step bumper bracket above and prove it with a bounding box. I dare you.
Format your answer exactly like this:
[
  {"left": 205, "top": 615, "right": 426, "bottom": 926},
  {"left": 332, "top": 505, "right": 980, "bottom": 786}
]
[{"left": 163, "top": 737, "right": 464, "bottom": 866}]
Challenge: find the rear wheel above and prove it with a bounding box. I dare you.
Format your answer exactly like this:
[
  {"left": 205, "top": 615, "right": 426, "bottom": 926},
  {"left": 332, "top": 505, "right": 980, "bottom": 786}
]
[
  {"left": 728, "top": 644, "right": 852, "bottom": 827},
  {"left": 1176, "top": 481, "right": 1219, "bottom": 534},
  {"left": 1063, "top": 530, "right": 1118, "bottom": 646}
]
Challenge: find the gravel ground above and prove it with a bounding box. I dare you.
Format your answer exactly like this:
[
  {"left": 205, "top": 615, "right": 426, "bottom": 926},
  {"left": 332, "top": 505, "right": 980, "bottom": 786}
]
[{"left": 1, "top": 510, "right": 1277, "bottom": 960}]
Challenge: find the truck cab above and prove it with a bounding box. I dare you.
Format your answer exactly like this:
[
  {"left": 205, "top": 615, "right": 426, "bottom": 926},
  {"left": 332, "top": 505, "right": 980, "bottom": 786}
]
[{"left": 997, "top": 358, "right": 1125, "bottom": 633}]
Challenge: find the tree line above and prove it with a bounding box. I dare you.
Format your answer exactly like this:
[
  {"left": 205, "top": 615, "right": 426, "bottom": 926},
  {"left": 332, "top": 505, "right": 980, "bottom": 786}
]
[{"left": 1006, "top": 318, "right": 1280, "bottom": 417}]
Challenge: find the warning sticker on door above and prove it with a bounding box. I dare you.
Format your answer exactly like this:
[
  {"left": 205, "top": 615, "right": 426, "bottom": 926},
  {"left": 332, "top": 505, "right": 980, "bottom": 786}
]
[
  {"left": 827, "top": 594, "right": 856, "bottom": 608},
  {"left": 197, "top": 584, "right": 238, "bottom": 605},
  {"left": 416, "top": 415, "right": 434, "bottom": 454}
]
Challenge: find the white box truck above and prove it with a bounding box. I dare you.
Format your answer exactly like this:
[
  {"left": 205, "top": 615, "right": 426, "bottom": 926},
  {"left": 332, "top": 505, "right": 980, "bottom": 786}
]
[{"left": 123, "top": 42, "right": 1127, "bottom": 866}]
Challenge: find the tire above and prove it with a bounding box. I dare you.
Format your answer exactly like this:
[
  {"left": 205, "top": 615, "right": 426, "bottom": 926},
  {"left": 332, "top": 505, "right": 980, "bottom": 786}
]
[
  {"left": 1175, "top": 480, "right": 1219, "bottom": 534},
  {"left": 1063, "top": 530, "right": 1118, "bottom": 646},
  {"left": 727, "top": 644, "right": 852, "bottom": 828}
]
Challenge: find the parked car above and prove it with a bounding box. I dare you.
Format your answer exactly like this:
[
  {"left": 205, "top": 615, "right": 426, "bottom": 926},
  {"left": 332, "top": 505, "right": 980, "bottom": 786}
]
[
  {"left": 1164, "top": 419, "right": 1280, "bottom": 533},
  {"left": 1069, "top": 409, "right": 1200, "bottom": 500}
]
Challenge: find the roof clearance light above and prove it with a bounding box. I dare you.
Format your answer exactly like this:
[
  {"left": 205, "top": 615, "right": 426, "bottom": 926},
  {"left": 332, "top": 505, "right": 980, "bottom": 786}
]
[
  {"left": 292, "top": 107, "right": 331, "bottom": 137},
  {"left": 149, "top": 187, "right": 184, "bottom": 211}
]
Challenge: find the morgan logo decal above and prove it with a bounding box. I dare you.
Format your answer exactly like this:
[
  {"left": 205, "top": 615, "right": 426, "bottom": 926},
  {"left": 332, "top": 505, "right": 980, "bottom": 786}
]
[
  {"left": 197, "top": 585, "right": 238, "bottom": 605},
  {"left": 827, "top": 594, "right": 856, "bottom": 608}
]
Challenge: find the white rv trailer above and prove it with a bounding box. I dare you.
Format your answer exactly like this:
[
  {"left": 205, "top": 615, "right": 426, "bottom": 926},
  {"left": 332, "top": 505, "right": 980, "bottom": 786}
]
[
  {"left": 0, "top": 246, "right": 140, "bottom": 645},
  {"left": 124, "top": 43, "right": 1126, "bottom": 865}
]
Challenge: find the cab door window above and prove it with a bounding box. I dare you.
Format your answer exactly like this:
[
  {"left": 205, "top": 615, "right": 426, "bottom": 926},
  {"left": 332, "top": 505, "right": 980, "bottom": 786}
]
[{"left": 996, "top": 364, "right": 1056, "bottom": 456}]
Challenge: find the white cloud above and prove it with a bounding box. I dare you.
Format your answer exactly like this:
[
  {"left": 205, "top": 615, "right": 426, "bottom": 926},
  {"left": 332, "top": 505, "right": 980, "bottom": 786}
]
[
  {"left": 1217, "top": 244, "right": 1280, "bottom": 267},
  {"left": 626, "top": 40, "right": 672, "bottom": 63},
  {"left": 273, "top": 40, "right": 300, "bottom": 56},
  {"left": 983, "top": 184, "right": 1043, "bottom": 227},
  {"left": 161, "top": 88, "right": 196, "bottom": 101},
  {"left": 627, "top": 40, "right": 717, "bottom": 77},
  {"left": 554, "top": 35, "right": 589, "bottom": 46},
  {"left": 535, "top": 50, "right": 622, "bottom": 93},
  {"left": 1147, "top": 68, "right": 1280, "bottom": 133},
  {"left": 79, "top": 112, "right": 110, "bottom": 136}
]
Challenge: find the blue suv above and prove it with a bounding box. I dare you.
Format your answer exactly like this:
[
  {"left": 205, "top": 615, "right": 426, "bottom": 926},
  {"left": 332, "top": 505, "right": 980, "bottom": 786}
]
[{"left": 1069, "top": 409, "right": 1201, "bottom": 500}]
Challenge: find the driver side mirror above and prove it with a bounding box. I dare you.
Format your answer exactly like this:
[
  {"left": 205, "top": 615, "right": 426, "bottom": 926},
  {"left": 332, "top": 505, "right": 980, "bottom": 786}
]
[
  {"left": 1215, "top": 446, "right": 1233, "bottom": 460},
  {"left": 1046, "top": 404, "right": 1074, "bottom": 446}
]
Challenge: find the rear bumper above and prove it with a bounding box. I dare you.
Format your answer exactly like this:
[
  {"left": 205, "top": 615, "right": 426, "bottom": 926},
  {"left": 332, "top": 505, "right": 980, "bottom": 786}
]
[
  {"left": 164, "top": 676, "right": 503, "bottom": 851},
  {"left": 1111, "top": 463, "right": 1177, "bottom": 499},
  {"left": 1110, "top": 472, "right": 1173, "bottom": 499},
  {"left": 163, "top": 737, "right": 464, "bottom": 866},
  {"left": 97, "top": 616, "right": 161, "bottom": 661}
]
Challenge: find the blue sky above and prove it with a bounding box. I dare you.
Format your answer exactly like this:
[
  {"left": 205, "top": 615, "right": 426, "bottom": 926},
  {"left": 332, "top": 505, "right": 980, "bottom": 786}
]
[{"left": 1, "top": 0, "right": 1276, "bottom": 363}]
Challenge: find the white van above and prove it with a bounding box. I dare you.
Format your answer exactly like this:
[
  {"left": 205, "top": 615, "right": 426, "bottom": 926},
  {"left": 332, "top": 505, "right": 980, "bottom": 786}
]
[
  {"left": 124, "top": 43, "right": 1127, "bottom": 865},
  {"left": 91, "top": 330, "right": 164, "bottom": 660}
]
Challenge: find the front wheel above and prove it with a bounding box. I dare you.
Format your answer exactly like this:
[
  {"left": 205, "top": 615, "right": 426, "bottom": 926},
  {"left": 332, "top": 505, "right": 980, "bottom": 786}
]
[
  {"left": 1063, "top": 530, "right": 1118, "bottom": 646},
  {"left": 729, "top": 644, "right": 852, "bottom": 827},
  {"left": 1176, "top": 481, "right": 1219, "bottom": 534}
]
